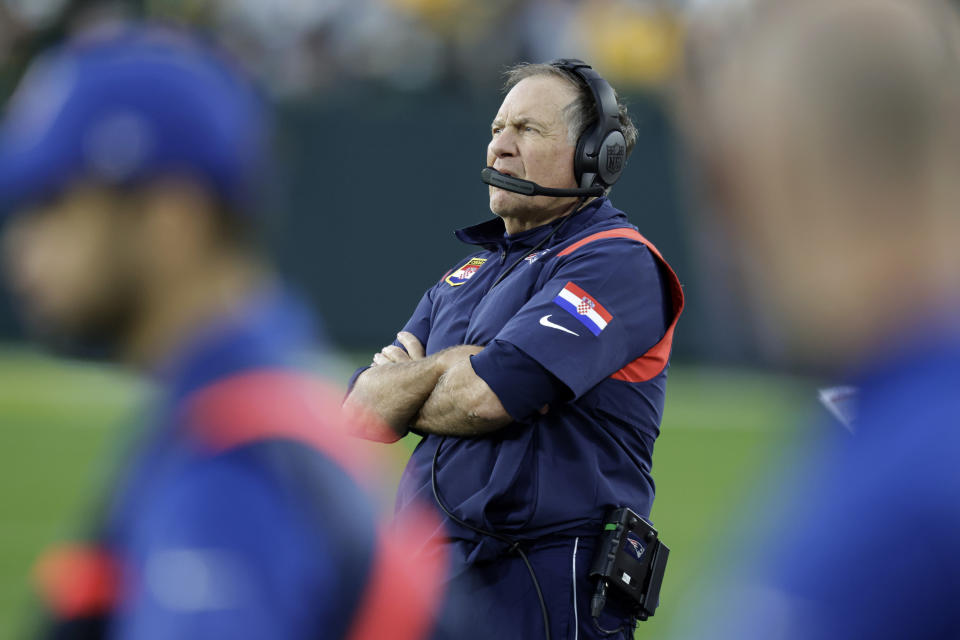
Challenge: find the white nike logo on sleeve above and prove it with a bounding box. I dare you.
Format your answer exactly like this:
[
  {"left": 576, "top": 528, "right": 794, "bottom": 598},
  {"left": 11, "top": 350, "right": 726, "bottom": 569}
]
[{"left": 539, "top": 314, "right": 579, "bottom": 336}]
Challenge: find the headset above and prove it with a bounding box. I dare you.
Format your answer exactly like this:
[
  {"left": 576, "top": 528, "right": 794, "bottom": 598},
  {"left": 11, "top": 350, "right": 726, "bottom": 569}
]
[{"left": 481, "top": 58, "right": 628, "bottom": 198}]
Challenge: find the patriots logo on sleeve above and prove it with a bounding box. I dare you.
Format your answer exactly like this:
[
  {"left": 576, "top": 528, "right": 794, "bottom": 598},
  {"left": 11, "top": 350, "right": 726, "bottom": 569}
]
[{"left": 553, "top": 282, "right": 612, "bottom": 336}]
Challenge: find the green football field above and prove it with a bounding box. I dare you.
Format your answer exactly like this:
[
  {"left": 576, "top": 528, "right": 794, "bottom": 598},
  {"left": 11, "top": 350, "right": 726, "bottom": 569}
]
[{"left": 0, "top": 346, "right": 815, "bottom": 639}]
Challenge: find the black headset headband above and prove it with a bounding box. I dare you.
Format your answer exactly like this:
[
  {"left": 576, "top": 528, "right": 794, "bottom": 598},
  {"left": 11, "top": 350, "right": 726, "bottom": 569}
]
[{"left": 550, "top": 58, "right": 627, "bottom": 190}]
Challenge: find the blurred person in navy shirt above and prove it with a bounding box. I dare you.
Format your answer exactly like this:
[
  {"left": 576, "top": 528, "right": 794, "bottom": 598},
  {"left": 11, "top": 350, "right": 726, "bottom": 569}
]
[
  {"left": 0, "top": 24, "right": 457, "bottom": 640},
  {"left": 679, "top": 0, "right": 960, "bottom": 637}
]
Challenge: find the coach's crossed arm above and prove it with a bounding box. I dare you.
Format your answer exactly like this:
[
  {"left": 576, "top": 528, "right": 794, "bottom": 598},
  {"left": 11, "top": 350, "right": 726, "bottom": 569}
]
[{"left": 344, "top": 332, "right": 511, "bottom": 439}]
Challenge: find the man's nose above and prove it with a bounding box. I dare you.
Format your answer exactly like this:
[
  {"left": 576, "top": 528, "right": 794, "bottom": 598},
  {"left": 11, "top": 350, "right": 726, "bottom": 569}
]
[{"left": 488, "top": 129, "right": 518, "bottom": 160}]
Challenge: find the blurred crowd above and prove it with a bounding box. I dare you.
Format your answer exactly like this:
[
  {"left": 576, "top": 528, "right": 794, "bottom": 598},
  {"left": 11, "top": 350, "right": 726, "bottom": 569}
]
[{"left": 0, "top": 0, "right": 686, "bottom": 97}]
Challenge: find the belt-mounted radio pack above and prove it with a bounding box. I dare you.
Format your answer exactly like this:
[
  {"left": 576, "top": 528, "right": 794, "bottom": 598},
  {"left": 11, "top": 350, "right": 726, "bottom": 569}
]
[{"left": 589, "top": 507, "right": 669, "bottom": 627}]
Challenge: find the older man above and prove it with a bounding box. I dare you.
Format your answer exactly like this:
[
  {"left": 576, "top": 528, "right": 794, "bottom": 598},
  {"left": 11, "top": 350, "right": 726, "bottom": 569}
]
[{"left": 346, "top": 59, "right": 683, "bottom": 639}]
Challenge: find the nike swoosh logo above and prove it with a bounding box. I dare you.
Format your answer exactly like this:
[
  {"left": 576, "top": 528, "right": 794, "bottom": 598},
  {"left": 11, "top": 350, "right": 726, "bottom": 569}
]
[{"left": 539, "top": 314, "right": 579, "bottom": 336}]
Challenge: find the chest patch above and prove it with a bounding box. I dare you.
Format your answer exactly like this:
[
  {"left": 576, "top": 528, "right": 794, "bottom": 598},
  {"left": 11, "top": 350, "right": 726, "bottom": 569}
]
[{"left": 445, "top": 257, "right": 487, "bottom": 286}]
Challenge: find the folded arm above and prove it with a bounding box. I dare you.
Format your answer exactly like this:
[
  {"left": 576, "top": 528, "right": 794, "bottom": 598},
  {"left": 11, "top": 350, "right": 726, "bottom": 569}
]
[
  {"left": 412, "top": 352, "right": 513, "bottom": 436},
  {"left": 344, "top": 332, "right": 512, "bottom": 440}
]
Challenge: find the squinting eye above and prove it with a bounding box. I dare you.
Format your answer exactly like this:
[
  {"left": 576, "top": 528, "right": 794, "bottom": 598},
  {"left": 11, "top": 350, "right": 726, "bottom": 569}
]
[{"left": 491, "top": 128, "right": 502, "bottom": 136}]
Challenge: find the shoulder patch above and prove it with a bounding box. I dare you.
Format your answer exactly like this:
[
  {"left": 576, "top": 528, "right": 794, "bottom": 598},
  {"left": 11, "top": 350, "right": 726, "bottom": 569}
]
[
  {"left": 444, "top": 257, "right": 487, "bottom": 286},
  {"left": 554, "top": 281, "right": 612, "bottom": 336}
]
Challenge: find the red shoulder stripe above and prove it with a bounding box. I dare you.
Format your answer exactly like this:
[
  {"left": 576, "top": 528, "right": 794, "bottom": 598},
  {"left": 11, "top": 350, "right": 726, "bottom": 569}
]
[
  {"left": 557, "top": 227, "right": 651, "bottom": 257},
  {"left": 610, "top": 274, "right": 684, "bottom": 383},
  {"left": 558, "top": 227, "right": 685, "bottom": 383}
]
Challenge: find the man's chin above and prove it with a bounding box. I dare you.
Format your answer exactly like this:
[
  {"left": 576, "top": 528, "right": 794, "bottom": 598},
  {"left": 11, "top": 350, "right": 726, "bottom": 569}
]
[{"left": 489, "top": 189, "right": 527, "bottom": 216}]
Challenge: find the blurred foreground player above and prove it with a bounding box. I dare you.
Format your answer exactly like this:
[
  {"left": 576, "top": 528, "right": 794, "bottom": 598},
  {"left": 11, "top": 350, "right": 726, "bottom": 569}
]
[
  {"left": 684, "top": 0, "right": 960, "bottom": 637},
  {"left": 0, "top": 26, "right": 451, "bottom": 640}
]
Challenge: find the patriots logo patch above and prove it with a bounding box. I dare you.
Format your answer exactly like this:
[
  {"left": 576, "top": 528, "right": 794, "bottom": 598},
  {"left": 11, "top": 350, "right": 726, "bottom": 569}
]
[
  {"left": 445, "top": 258, "right": 487, "bottom": 286},
  {"left": 524, "top": 249, "right": 550, "bottom": 264},
  {"left": 553, "top": 282, "right": 612, "bottom": 336},
  {"left": 623, "top": 532, "right": 646, "bottom": 561}
]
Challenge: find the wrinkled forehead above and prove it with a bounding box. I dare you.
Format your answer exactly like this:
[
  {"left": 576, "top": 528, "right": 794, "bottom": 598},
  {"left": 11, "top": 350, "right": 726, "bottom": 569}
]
[{"left": 493, "top": 75, "right": 579, "bottom": 125}]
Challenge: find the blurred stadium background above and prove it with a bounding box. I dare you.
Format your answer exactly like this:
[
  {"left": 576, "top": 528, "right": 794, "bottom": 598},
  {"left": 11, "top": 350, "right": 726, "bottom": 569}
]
[{"left": 0, "top": 0, "right": 830, "bottom": 637}]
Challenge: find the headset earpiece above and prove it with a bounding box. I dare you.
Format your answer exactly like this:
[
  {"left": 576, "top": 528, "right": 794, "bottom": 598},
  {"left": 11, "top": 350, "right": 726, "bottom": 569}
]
[
  {"left": 598, "top": 129, "right": 627, "bottom": 186},
  {"left": 551, "top": 58, "right": 626, "bottom": 192}
]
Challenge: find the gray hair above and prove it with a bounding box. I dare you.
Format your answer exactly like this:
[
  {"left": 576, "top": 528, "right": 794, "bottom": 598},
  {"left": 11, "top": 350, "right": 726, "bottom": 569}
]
[{"left": 503, "top": 62, "right": 639, "bottom": 172}]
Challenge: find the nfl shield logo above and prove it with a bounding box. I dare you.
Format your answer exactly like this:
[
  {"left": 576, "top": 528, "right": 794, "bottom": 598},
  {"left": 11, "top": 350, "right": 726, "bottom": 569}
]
[{"left": 606, "top": 143, "right": 625, "bottom": 175}]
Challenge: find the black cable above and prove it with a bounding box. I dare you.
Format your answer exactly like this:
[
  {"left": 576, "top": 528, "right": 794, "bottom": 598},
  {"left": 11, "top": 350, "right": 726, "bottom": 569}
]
[
  {"left": 592, "top": 616, "right": 627, "bottom": 637},
  {"left": 431, "top": 437, "right": 552, "bottom": 640},
  {"left": 513, "top": 545, "right": 551, "bottom": 640},
  {"left": 590, "top": 580, "right": 627, "bottom": 636},
  {"left": 489, "top": 196, "right": 589, "bottom": 290}
]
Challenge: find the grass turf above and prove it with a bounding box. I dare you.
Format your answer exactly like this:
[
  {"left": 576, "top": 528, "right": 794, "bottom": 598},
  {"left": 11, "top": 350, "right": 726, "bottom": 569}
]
[{"left": 0, "top": 347, "right": 814, "bottom": 638}]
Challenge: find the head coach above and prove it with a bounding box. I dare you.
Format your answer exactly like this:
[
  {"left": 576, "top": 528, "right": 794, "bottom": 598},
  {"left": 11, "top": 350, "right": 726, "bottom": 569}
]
[{"left": 345, "top": 59, "right": 684, "bottom": 639}]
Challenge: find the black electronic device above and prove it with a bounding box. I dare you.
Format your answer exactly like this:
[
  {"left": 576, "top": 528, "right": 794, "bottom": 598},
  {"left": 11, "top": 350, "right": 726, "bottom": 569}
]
[
  {"left": 589, "top": 507, "right": 669, "bottom": 626},
  {"left": 481, "top": 57, "right": 628, "bottom": 197}
]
